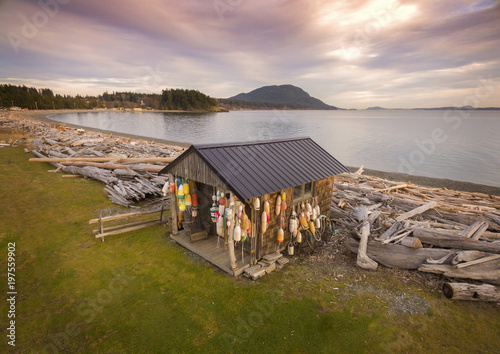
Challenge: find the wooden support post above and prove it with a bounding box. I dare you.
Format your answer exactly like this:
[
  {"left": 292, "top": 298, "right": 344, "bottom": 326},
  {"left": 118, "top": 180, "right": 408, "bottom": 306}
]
[
  {"left": 251, "top": 203, "right": 258, "bottom": 266},
  {"left": 169, "top": 174, "right": 178, "bottom": 235},
  {"left": 99, "top": 211, "right": 104, "bottom": 242},
  {"left": 227, "top": 192, "right": 238, "bottom": 275}
]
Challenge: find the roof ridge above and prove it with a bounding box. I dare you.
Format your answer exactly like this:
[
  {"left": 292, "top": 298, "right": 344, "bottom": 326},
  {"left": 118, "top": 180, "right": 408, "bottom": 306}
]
[{"left": 194, "top": 136, "right": 311, "bottom": 150}]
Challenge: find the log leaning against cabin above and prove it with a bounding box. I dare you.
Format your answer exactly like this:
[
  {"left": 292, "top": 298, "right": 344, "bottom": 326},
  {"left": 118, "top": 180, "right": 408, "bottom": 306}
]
[{"left": 442, "top": 283, "right": 500, "bottom": 302}]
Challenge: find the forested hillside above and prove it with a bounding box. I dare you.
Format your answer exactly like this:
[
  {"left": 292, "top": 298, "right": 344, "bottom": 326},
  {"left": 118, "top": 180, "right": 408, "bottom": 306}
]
[{"left": 0, "top": 84, "right": 219, "bottom": 111}]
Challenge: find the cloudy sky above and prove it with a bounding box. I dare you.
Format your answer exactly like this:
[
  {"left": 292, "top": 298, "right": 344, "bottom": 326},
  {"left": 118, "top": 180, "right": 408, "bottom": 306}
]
[{"left": 1, "top": 0, "right": 499, "bottom": 108}]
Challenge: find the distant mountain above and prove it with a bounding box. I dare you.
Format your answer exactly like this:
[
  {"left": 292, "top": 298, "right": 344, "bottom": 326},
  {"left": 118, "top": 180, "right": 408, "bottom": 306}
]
[
  {"left": 223, "top": 84, "right": 337, "bottom": 110},
  {"left": 366, "top": 106, "right": 386, "bottom": 110}
]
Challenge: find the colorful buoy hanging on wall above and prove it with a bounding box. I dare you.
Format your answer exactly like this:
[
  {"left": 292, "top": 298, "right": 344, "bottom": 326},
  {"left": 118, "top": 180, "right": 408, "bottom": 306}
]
[{"left": 277, "top": 227, "right": 284, "bottom": 243}]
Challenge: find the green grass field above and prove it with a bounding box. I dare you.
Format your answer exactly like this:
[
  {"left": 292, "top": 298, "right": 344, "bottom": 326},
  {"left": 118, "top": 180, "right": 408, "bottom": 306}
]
[{"left": 1, "top": 146, "right": 499, "bottom": 353}]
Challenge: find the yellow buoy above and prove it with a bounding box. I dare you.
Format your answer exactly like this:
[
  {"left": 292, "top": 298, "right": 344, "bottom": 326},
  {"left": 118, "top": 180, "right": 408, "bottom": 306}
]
[{"left": 300, "top": 215, "right": 309, "bottom": 229}]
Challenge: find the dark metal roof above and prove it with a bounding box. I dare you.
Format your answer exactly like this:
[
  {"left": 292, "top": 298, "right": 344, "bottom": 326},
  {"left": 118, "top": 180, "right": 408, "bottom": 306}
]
[{"left": 159, "top": 137, "right": 349, "bottom": 201}]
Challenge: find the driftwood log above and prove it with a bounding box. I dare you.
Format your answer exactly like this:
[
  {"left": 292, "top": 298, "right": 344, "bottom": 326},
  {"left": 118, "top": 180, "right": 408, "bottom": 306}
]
[
  {"left": 413, "top": 227, "right": 500, "bottom": 254},
  {"left": 419, "top": 258, "right": 500, "bottom": 285},
  {"left": 443, "top": 283, "right": 500, "bottom": 302},
  {"left": 353, "top": 206, "right": 378, "bottom": 270},
  {"left": 345, "top": 238, "right": 455, "bottom": 269}
]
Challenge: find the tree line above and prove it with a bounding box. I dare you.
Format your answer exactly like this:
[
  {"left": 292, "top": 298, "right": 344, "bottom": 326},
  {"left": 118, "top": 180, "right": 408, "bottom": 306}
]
[
  {"left": 0, "top": 84, "right": 219, "bottom": 111},
  {"left": 217, "top": 98, "right": 313, "bottom": 110}
]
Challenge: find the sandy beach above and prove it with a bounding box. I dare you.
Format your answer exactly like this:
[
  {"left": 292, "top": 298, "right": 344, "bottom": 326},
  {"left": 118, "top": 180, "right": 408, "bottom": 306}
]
[{"left": 12, "top": 109, "right": 500, "bottom": 196}]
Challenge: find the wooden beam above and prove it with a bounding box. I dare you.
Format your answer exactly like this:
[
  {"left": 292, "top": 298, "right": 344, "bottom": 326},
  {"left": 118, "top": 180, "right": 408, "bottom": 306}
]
[
  {"left": 95, "top": 220, "right": 167, "bottom": 238},
  {"left": 29, "top": 156, "right": 175, "bottom": 163},
  {"left": 93, "top": 218, "right": 163, "bottom": 234},
  {"left": 169, "top": 174, "right": 178, "bottom": 235},
  {"left": 89, "top": 208, "right": 163, "bottom": 224},
  {"left": 228, "top": 193, "right": 238, "bottom": 274},
  {"left": 396, "top": 201, "right": 438, "bottom": 222},
  {"left": 455, "top": 254, "right": 500, "bottom": 268},
  {"left": 59, "top": 161, "right": 165, "bottom": 173},
  {"left": 377, "top": 183, "right": 408, "bottom": 193}
]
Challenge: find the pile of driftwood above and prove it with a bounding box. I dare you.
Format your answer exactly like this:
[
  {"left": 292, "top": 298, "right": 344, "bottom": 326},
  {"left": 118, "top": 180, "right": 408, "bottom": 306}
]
[
  {"left": 2, "top": 112, "right": 184, "bottom": 207},
  {"left": 333, "top": 167, "right": 500, "bottom": 301}
]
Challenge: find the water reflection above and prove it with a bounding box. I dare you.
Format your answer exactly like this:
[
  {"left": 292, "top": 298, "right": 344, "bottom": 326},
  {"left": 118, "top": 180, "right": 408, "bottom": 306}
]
[{"left": 49, "top": 110, "right": 500, "bottom": 187}]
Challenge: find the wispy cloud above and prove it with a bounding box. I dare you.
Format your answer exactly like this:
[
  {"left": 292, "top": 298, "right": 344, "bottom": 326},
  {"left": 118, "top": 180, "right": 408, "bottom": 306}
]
[{"left": 0, "top": 0, "right": 499, "bottom": 108}]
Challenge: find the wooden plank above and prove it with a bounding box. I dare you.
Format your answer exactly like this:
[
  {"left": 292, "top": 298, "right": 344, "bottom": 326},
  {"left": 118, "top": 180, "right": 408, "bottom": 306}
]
[
  {"left": 377, "top": 183, "right": 408, "bottom": 193},
  {"left": 89, "top": 208, "right": 163, "bottom": 224},
  {"left": 29, "top": 157, "right": 175, "bottom": 163},
  {"left": 170, "top": 233, "right": 233, "bottom": 275},
  {"left": 459, "top": 221, "right": 485, "bottom": 238},
  {"left": 95, "top": 220, "right": 167, "bottom": 238},
  {"left": 59, "top": 161, "right": 164, "bottom": 173},
  {"left": 395, "top": 201, "right": 438, "bottom": 222},
  {"left": 456, "top": 254, "right": 500, "bottom": 268},
  {"left": 471, "top": 222, "right": 489, "bottom": 241},
  {"left": 93, "top": 218, "right": 162, "bottom": 234}
]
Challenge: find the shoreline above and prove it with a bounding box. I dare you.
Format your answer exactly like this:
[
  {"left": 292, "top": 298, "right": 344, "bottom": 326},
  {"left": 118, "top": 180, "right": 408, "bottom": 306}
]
[
  {"left": 18, "top": 109, "right": 192, "bottom": 148},
  {"left": 14, "top": 109, "right": 500, "bottom": 196}
]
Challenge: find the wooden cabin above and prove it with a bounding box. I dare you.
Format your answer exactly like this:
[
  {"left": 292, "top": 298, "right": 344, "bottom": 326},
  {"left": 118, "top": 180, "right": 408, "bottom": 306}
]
[{"left": 159, "top": 137, "right": 348, "bottom": 276}]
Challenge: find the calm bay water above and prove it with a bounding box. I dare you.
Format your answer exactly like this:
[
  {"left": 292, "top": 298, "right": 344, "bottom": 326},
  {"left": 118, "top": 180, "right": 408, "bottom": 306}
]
[{"left": 49, "top": 110, "right": 500, "bottom": 187}]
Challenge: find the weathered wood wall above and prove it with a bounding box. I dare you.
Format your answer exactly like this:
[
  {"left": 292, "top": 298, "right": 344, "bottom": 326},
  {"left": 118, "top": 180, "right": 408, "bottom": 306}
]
[{"left": 167, "top": 151, "right": 229, "bottom": 191}]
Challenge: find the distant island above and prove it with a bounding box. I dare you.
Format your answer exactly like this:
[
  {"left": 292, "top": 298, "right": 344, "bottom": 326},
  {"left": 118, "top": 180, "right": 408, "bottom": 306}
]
[
  {"left": 218, "top": 84, "right": 338, "bottom": 110},
  {"left": 366, "top": 105, "right": 500, "bottom": 110}
]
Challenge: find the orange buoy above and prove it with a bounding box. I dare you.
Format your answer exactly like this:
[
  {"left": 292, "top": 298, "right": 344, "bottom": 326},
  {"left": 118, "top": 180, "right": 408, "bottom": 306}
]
[
  {"left": 191, "top": 193, "right": 198, "bottom": 207},
  {"left": 277, "top": 227, "right": 284, "bottom": 243},
  {"left": 308, "top": 221, "right": 315, "bottom": 235}
]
